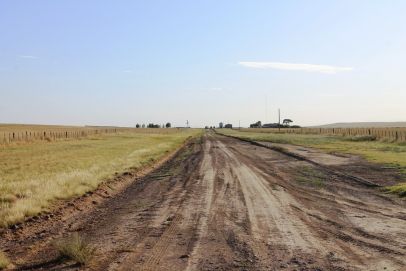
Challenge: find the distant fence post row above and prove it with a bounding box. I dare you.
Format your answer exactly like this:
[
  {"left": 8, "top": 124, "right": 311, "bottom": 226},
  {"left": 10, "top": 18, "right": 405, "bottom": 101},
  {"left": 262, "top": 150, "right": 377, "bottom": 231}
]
[
  {"left": 0, "top": 127, "right": 180, "bottom": 145},
  {"left": 245, "top": 127, "right": 406, "bottom": 142},
  {"left": 0, "top": 128, "right": 122, "bottom": 144}
]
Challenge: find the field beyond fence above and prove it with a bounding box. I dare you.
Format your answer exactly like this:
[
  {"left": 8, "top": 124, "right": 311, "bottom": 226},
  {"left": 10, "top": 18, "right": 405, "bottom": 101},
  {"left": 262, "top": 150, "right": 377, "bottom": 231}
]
[
  {"left": 242, "top": 127, "right": 406, "bottom": 142},
  {"left": 0, "top": 124, "right": 184, "bottom": 144}
]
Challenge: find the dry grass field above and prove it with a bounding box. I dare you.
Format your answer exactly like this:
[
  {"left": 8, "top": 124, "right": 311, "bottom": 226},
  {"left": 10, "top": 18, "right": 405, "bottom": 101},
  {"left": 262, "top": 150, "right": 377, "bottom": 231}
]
[
  {"left": 0, "top": 128, "right": 201, "bottom": 227},
  {"left": 0, "top": 124, "right": 182, "bottom": 144}
]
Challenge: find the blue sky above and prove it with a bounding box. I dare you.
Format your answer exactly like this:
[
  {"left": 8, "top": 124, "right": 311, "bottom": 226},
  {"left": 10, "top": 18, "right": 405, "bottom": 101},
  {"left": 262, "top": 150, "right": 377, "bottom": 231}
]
[{"left": 1, "top": 1, "right": 406, "bottom": 127}]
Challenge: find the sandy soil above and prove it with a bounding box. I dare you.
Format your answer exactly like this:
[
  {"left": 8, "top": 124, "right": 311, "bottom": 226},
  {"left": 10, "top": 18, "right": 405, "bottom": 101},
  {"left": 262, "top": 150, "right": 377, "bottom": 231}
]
[{"left": 1, "top": 132, "right": 406, "bottom": 271}]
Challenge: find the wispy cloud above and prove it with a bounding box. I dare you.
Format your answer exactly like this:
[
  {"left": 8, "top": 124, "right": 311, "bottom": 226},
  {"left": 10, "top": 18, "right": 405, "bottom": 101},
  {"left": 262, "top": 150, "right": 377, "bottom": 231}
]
[
  {"left": 18, "top": 55, "right": 39, "bottom": 59},
  {"left": 238, "top": 61, "right": 353, "bottom": 74},
  {"left": 210, "top": 87, "right": 223, "bottom": 91}
]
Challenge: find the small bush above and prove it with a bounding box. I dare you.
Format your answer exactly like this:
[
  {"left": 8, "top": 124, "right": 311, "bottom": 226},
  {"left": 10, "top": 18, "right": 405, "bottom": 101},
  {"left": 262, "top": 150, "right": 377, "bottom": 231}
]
[
  {"left": 54, "top": 233, "right": 95, "bottom": 265},
  {"left": 346, "top": 135, "right": 377, "bottom": 142},
  {"left": 0, "top": 252, "right": 10, "bottom": 270},
  {"left": 385, "top": 183, "right": 406, "bottom": 197}
]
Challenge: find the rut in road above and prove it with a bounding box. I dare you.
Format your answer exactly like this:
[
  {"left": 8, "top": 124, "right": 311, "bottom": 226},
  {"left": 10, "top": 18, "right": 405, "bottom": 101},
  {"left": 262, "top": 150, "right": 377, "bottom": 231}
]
[{"left": 4, "top": 133, "right": 406, "bottom": 271}]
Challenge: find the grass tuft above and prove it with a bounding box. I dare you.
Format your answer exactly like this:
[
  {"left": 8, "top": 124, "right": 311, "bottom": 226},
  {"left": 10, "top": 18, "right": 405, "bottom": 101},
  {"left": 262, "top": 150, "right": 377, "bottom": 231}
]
[
  {"left": 54, "top": 233, "right": 95, "bottom": 265},
  {"left": 0, "top": 251, "right": 10, "bottom": 270}
]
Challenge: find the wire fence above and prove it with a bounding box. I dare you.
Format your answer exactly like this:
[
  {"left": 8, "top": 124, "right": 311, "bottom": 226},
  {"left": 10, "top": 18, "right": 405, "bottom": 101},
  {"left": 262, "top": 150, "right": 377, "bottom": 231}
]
[
  {"left": 0, "top": 127, "right": 182, "bottom": 145},
  {"left": 242, "top": 127, "right": 406, "bottom": 142}
]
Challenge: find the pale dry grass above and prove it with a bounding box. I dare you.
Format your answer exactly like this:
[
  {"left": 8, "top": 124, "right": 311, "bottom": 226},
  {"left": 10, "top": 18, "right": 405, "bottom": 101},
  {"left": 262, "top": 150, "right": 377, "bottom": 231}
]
[
  {"left": 0, "top": 129, "right": 201, "bottom": 227},
  {"left": 54, "top": 233, "right": 95, "bottom": 265},
  {"left": 0, "top": 124, "right": 185, "bottom": 145}
]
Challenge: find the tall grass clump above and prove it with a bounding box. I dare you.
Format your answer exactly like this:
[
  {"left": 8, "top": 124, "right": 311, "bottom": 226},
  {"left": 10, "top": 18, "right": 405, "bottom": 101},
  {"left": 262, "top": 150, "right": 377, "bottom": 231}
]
[{"left": 54, "top": 233, "right": 95, "bottom": 265}]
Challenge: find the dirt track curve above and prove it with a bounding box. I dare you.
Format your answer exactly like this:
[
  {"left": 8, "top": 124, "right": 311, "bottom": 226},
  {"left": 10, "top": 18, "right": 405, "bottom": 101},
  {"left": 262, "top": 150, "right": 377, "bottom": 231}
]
[{"left": 2, "top": 132, "right": 406, "bottom": 271}]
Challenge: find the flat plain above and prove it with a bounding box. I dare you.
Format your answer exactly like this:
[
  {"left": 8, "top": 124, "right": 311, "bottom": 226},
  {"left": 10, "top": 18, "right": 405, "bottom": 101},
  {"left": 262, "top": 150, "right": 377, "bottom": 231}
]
[{"left": 1, "top": 129, "right": 406, "bottom": 271}]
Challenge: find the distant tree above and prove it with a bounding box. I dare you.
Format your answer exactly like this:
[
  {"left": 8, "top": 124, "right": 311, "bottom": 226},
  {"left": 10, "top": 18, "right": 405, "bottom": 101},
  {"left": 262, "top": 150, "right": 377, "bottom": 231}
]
[
  {"left": 136, "top": 124, "right": 140, "bottom": 128},
  {"left": 142, "top": 124, "right": 145, "bottom": 128},
  {"left": 283, "top": 119, "right": 293, "bottom": 126},
  {"left": 166, "top": 122, "right": 171, "bottom": 128}
]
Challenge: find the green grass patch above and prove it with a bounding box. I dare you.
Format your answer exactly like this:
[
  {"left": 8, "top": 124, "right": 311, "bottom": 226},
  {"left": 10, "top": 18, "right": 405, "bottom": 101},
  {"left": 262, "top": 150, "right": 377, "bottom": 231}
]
[
  {"left": 296, "top": 166, "right": 326, "bottom": 188},
  {"left": 385, "top": 183, "right": 406, "bottom": 197},
  {"left": 0, "top": 130, "right": 202, "bottom": 227},
  {"left": 344, "top": 135, "right": 377, "bottom": 142}
]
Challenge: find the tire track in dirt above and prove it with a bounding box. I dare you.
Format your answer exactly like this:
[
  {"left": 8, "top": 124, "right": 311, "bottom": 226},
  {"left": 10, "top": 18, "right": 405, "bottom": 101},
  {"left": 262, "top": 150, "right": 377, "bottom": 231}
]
[
  {"left": 217, "top": 139, "right": 340, "bottom": 270},
  {"left": 185, "top": 139, "right": 215, "bottom": 271}
]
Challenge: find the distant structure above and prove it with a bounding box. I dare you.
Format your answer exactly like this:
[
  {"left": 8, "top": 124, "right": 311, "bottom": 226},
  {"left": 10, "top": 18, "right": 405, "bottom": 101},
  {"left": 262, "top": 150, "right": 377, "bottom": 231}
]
[
  {"left": 262, "top": 123, "right": 280, "bottom": 128},
  {"left": 250, "top": 121, "right": 262, "bottom": 128},
  {"left": 219, "top": 122, "right": 224, "bottom": 128},
  {"left": 224, "top": 124, "right": 232, "bottom": 128},
  {"left": 249, "top": 120, "right": 297, "bottom": 128}
]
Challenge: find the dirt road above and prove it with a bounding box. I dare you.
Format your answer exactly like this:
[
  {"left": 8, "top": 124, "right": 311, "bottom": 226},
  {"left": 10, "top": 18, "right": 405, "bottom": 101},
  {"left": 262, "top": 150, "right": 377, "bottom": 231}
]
[{"left": 2, "top": 132, "right": 406, "bottom": 270}]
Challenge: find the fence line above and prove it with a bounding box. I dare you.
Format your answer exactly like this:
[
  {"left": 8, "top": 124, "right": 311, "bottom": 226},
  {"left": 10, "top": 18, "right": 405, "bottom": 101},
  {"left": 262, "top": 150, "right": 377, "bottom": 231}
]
[
  {"left": 242, "top": 127, "right": 406, "bottom": 142},
  {"left": 0, "top": 127, "right": 179, "bottom": 145}
]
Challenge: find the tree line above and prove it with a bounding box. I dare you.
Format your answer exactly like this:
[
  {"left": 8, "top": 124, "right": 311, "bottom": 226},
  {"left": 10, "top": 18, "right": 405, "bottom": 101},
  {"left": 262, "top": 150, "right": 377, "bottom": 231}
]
[{"left": 135, "top": 123, "right": 171, "bottom": 128}]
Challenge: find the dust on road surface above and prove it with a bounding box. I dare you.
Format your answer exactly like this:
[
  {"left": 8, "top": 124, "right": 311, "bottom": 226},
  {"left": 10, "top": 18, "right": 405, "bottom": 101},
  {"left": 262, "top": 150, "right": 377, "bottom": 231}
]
[{"left": 2, "top": 132, "right": 406, "bottom": 271}]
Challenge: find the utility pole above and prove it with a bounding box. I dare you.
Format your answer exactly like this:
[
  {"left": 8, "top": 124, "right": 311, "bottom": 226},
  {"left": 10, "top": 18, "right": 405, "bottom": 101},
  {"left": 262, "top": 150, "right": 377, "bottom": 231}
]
[
  {"left": 239, "top": 120, "right": 241, "bottom": 130},
  {"left": 186, "top": 120, "right": 189, "bottom": 128},
  {"left": 278, "top": 108, "right": 281, "bottom": 132},
  {"left": 265, "top": 94, "right": 268, "bottom": 124}
]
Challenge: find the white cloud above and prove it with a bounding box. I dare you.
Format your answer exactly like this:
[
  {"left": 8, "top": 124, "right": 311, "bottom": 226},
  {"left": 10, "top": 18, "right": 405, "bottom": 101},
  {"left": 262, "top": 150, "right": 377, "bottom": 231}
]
[
  {"left": 18, "top": 55, "right": 39, "bottom": 59},
  {"left": 238, "top": 61, "right": 353, "bottom": 74}
]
